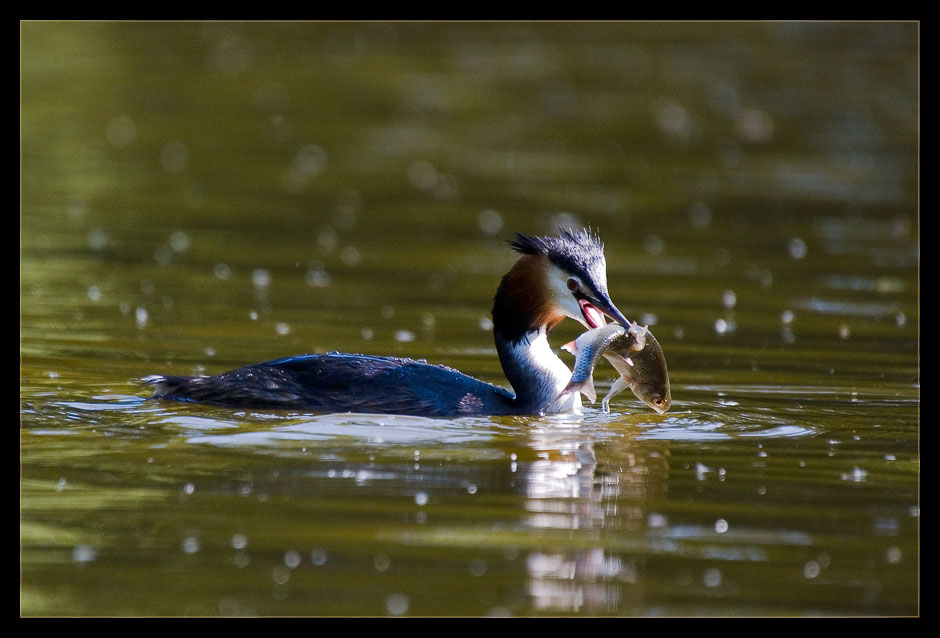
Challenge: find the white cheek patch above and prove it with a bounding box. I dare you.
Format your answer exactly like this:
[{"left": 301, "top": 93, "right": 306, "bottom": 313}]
[{"left": 545, "top": 264, "right": 585, "bottom": 322}]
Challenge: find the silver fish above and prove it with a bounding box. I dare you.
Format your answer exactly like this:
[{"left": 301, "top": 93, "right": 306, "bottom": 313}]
[{"left": 560, "top": 322, "right": 671, "bottom": 414}]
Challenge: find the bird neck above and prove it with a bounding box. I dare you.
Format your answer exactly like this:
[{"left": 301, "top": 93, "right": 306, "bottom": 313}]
[
  {"left": 495, "top": 327, "right": 579, "bottom": 413},
  {"left": 492, "top": 254, "right": 578, "bottom": 413}
]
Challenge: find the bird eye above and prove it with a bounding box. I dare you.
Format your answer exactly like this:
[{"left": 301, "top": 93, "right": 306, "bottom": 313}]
[{"left": 566, "top": 278, "right": 579, "bottom": 292}]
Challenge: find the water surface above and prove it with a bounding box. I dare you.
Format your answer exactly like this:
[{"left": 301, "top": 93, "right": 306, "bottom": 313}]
[{"left": 21, "top": 21, "right": 918, "bottom": 616}]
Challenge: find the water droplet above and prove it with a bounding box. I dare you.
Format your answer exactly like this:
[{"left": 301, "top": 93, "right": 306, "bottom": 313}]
[
  {"left": 284, "top": 550, "right": 302, "bottom": 569},
  {"left": 736, "top": 108, "right": 774, "bottom": 142},
  {"left": 644, "top": 235, "right": 663, "bottom": 256},
  {"left": 169, "top": 231, "right": 191, "bottom": 252},
  {"left": 373, "top": 554, "right": 391, "bottom": 572},
  {"left": 181, "top": 536, "right": 200, "bottom": 554},
  {"left": 477, "top": 209, "right": 503, "bottom": 234},
  {"left": 252, "top": 269, "right": 271, "bottom": 288},
  {"left": 654, "top": 98, "right": 691, "bottom": 142},
  {"left": 702, "top": 567, "right": 722, "bottom": 588},
  {"left": 414, "top": 492, "right": 428, "bottom": 506},
  {"left": 841, "top": 466, "right": 867, "bottom": 482},
  {"left": 386, "top": 592, "right": 410, "bottom": 615},
  {"left": 468, "top": 559, "right": 487, "bottom": 577},
  {"left": 106, "top": 115, "right": 136, "bottom": 149},
  {"left": 214, "top": 263, "right": 232, "bottom": 280},
  {"left": 885, "top": 546, "right": 903, "bottom": 564},
  {"left": 339, "top": 245, "right": 361, "bottom": 266},
  {"left": 72, "top": 544, "right": 97, "bottom": 563},
  {"left": 787, "top": 237, "right": 807, "bottom": 259},
  {"left": 803, "top": 560, "right": 820, "bottom": 579},
  {"left": 135, "top": 307, "right": 149, "bottom": 329},
  {"left": 87, "top": 229, "right": 108, "bottom": 251},
  {"left": 714, "top": 518, "right": 729, "bottom": 533},
  {"left": 271, "top": 565, "right": 291, "bottom": 584}
]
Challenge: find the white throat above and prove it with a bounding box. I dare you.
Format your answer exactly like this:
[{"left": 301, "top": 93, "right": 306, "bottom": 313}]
[{"left": 500, "top": 329, "right": 582, "bottom": 414}]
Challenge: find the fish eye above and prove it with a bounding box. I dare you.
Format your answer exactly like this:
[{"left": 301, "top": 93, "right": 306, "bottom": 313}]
[{"left": 566, "top": 278, "right": 580, "bottom": 292}]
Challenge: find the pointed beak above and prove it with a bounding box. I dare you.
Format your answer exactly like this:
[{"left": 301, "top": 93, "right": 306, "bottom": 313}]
[{"left": 577, "top": 291, "right": 630, "bottom": 329}]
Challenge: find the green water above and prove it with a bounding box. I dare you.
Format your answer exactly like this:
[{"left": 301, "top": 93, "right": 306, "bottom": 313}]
[{"left": 21, "top": 21, "right": 918, "bottom": 616}]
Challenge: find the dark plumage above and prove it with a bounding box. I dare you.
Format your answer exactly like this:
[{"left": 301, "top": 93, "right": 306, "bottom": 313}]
[{"left": 145, "top": 353, "right": 515, "bottom": 417}]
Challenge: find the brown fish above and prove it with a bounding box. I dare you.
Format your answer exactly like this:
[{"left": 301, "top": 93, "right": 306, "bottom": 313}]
[{"left": 560, "top": 322, "right": 670, "bottom": 414}]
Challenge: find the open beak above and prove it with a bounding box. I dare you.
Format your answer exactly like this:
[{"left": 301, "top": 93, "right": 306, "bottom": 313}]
[{"left": 577, "top": 293, "right": 630, "bottom": 329}]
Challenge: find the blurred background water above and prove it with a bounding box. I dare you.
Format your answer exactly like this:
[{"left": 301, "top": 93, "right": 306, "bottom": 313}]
[{"left": 21, "top": 21, "right": 918, "bottom": 616}]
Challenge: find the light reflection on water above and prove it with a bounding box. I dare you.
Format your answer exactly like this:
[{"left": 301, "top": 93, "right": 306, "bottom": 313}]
[
  {"left": 23, "top": 384, "right": 917, "bottom": 615},
  {"left": 187, "top": 413, "right": 501, "bottom": 447}
]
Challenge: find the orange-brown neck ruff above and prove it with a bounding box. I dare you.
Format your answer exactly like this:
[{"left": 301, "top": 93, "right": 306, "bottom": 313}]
[{"left": 492, "top": 254, "right": 564, "bottom": 342}]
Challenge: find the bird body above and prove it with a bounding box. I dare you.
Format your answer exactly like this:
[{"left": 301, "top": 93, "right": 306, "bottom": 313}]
[{"left": 145, "top": 228, "right": 630, "bottom": 418}]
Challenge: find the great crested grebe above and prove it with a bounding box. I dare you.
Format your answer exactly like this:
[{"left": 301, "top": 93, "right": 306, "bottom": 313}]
[{"left": 144, "top": 228, "right": 630, "bottom": 417}]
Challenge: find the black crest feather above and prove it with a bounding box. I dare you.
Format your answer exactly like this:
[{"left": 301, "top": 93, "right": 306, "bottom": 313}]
[{"left": 509, "top": 227, "right": 605, "bottom": 276}]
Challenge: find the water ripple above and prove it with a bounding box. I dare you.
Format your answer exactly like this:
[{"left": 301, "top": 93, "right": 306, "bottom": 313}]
[
  {"left": 185, "top": 413, "right": 498, "bottom": 447},
  {"left": 633, "top": 405, "right": 818, "bottom": 441}
]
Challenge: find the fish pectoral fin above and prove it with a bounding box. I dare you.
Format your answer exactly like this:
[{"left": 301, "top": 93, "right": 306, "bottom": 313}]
[
  {"left": 601, "top": 376, "right": 630, "bottom": 413},
  {"left": 582, "top": 377, "right": 597, "bottom": 403},
  {"left": 560, "top": 340, "right": 578, "bottom": 355},
  {"left": 562, "top": 376, "right": 597, "bottom": 403}
]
